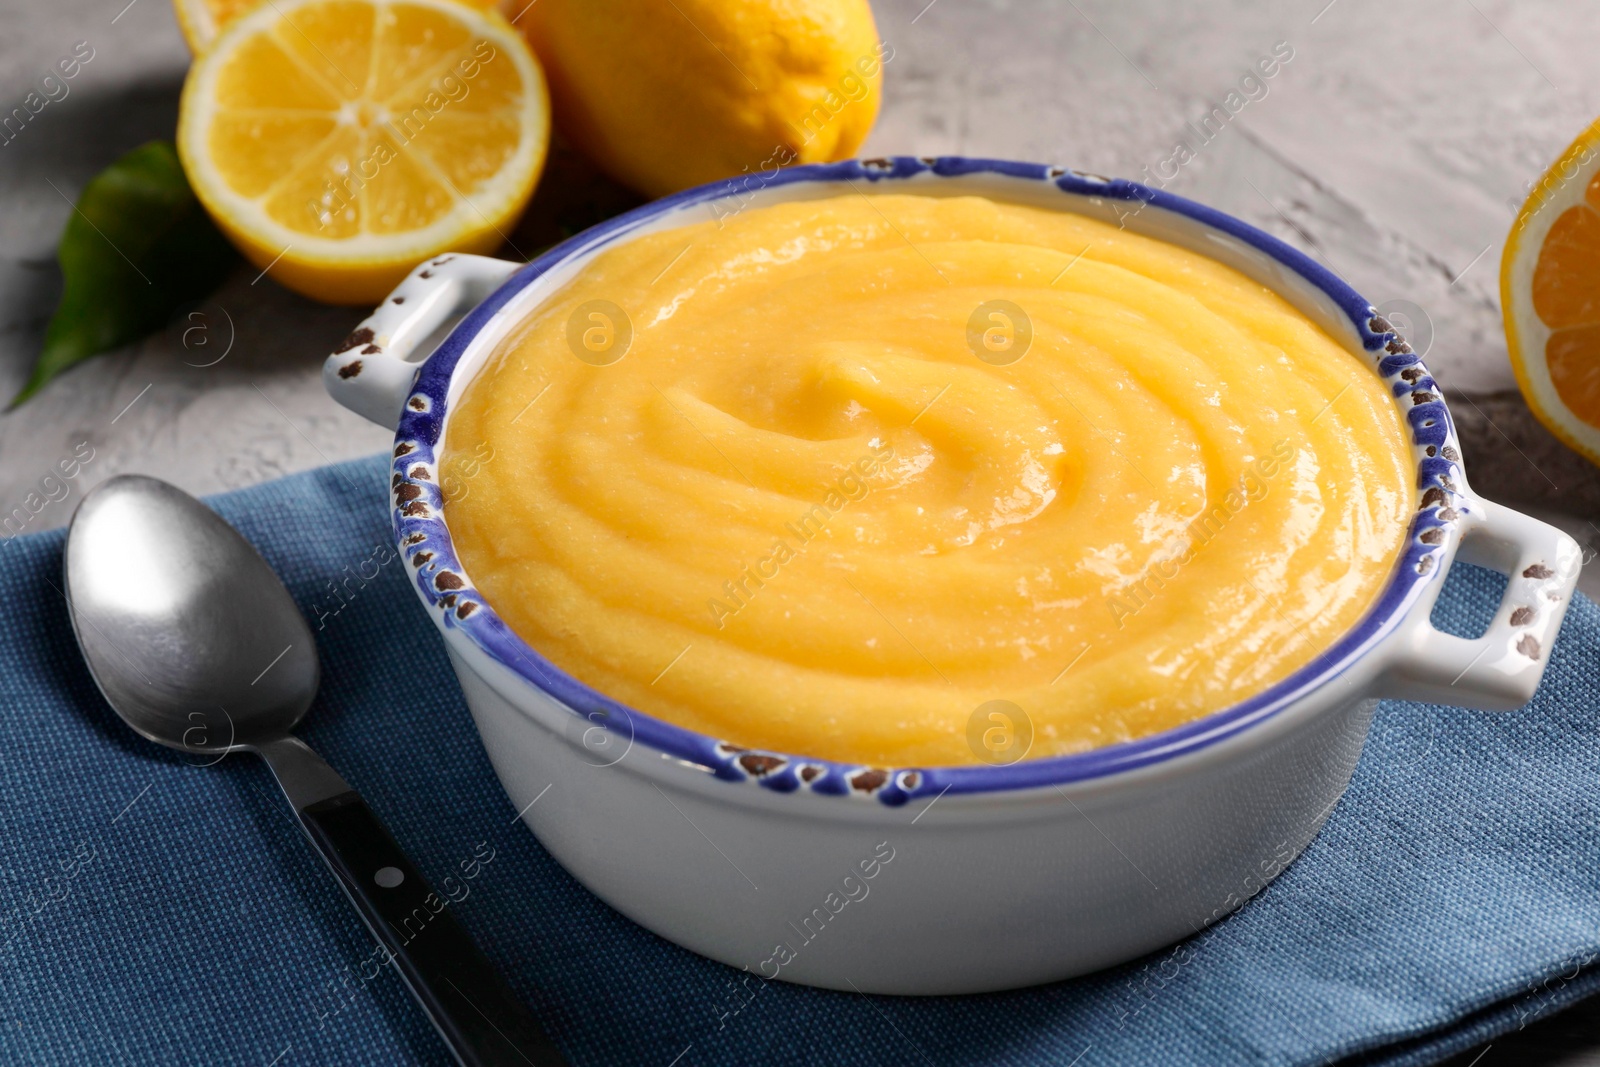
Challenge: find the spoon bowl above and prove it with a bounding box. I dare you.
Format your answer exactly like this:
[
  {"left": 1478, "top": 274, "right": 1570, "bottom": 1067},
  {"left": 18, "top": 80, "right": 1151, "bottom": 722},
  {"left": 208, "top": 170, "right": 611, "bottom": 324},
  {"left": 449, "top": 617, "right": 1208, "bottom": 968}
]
[{"left": 64, "top": 474, "right": 318, "bottom": 753}]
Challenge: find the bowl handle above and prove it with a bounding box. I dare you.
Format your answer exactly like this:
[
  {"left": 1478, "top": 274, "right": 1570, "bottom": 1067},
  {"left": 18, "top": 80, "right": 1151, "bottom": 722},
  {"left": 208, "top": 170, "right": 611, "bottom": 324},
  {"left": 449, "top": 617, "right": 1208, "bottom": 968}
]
[
  {"left": 323, "top": 255, "right": 521, "bottom": 429},
  {"left": 1376, "top": 498, "right": 1582, "bottom": 710}
]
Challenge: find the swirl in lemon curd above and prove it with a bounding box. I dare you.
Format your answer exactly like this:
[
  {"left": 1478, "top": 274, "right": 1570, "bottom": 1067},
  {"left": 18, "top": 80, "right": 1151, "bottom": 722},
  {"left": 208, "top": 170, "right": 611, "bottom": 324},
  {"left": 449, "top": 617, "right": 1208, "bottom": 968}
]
[{"left": 442, "top": 194, "right": 1414, "bottom": 767}]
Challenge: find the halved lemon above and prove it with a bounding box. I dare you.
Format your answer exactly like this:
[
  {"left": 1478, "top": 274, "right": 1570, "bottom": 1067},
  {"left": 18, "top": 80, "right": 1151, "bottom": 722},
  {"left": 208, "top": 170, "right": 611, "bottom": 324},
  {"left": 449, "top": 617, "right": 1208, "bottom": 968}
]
[
  {"left": 177, "top": 0, "right": 548, "bottom": 304},
  {"left": 1503, "top": 117, "right": 1600, "bottom": 466},
  {"left": 173, "top": 0, "right": 504, "bottom": 55}
]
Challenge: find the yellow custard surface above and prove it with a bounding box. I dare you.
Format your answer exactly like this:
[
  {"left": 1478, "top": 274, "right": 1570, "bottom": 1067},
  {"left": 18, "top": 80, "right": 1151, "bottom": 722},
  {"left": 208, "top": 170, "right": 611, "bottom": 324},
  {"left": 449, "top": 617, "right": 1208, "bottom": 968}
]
[{"left": 442, "top": 193, "right": 1414, "bottom": 767}]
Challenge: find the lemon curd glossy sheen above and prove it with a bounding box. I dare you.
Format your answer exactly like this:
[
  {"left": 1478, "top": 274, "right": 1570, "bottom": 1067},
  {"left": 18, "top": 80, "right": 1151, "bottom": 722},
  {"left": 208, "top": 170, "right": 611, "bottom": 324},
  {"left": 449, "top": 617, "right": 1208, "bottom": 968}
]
[{"left": 442, "top": 194, "right": 1414, "bottom": 767}]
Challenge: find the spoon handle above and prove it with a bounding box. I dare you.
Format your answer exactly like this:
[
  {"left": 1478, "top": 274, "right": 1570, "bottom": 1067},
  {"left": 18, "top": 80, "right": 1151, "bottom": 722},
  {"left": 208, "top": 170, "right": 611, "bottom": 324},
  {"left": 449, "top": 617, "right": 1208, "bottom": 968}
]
[{"left": 298, "top": 791, "right": 567, "bottom": 1066}]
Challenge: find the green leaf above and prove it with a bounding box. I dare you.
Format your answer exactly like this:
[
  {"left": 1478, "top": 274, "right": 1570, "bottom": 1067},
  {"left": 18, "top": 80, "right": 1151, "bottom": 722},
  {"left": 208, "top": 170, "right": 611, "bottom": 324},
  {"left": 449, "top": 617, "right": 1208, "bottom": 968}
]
[{"left": 14, "top": 140, "right": 239, "bottom": 407}]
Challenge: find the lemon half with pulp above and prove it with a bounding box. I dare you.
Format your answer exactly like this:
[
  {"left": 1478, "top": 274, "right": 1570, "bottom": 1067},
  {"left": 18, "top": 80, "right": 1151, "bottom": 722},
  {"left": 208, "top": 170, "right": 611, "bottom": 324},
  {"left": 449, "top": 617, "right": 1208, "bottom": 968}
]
[
  {"left": 177, "top": 0, "right": 548, "bottom": 304},
  {"left": 1503, "top": 117, "right": 1600, "bottom": 466}
]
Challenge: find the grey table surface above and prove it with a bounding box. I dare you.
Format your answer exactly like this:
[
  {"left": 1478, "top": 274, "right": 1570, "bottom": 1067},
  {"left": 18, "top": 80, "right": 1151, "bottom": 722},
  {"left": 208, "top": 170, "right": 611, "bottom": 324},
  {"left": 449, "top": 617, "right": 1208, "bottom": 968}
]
[{"left": 4, "top": 0, "right": 1600, "bottom": 1062}]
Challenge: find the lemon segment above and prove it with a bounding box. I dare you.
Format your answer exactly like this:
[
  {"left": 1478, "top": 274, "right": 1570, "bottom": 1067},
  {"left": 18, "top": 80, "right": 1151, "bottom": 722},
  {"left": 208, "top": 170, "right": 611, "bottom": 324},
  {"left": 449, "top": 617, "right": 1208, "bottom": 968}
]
[{"left": 177, "top": 0, "right": 549, "bottom": 305}]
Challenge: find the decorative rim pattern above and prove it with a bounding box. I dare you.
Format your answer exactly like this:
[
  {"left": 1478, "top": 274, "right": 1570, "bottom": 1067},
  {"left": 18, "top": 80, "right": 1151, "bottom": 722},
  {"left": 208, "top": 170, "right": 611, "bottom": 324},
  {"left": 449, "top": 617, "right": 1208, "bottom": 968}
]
[{"left": 387, "top": 156, "right": 1462, "bottom": 805}]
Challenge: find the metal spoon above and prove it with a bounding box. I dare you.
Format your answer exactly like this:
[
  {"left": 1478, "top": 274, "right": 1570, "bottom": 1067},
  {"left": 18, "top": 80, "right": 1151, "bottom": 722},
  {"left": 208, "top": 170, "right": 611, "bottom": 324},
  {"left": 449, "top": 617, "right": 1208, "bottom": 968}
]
[{"left": 64, "top": 474, "right": 565, "bottom": 1067}]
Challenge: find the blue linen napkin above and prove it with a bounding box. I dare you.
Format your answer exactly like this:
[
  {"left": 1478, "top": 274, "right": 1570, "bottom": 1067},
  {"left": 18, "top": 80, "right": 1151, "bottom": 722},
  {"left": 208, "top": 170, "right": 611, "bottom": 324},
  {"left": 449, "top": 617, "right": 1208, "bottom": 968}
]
[{"left": 1, "top": 453, "right": 1596, "bottom": 1067}]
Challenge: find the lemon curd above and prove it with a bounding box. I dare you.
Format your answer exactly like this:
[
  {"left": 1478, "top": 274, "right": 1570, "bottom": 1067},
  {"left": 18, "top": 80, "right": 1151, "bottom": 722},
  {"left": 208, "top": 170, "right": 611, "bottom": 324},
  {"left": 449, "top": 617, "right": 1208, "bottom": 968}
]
[{"left": 442, "top": 193, "right": 1414, "bottom": 767}]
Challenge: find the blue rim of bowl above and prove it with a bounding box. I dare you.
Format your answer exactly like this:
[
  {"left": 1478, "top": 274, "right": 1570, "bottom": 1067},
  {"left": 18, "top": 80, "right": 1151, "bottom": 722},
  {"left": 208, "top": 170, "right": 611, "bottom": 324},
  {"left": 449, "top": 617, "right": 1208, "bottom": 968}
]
[{"left": 388, "top": 155, "right": 1459, "bottom": 806}]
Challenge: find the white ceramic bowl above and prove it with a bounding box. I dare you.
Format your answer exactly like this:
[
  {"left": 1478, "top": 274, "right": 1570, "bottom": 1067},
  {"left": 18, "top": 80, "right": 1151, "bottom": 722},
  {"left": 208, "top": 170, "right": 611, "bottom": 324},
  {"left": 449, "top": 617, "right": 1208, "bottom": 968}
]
[{"left": 323, "top": 158, "right": 1581, "bottom": 995}]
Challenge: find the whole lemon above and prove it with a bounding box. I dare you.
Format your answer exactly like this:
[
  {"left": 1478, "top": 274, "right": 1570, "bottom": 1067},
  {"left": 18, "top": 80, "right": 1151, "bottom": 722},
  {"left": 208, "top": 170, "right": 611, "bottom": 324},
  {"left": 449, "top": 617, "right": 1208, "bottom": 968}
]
[{"left": 521, "top": 0, "right": 886, "bottom": 198}]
